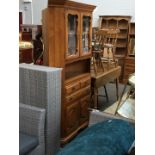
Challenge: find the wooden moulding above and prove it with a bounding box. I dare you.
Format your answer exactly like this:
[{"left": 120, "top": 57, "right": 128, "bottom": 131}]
[
  {"left": 48, "top": 0, "right": 66, "bottom": 5},
  {"left": 48, "top": 0, "right": 96, "bottom": 12}
]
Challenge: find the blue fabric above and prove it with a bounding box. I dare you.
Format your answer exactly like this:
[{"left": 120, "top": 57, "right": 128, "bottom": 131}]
[
  {"left": 19, "top": 132, "right": 38, "bottom": 155},
  {"left": 57, "top": 119, "right": 135, "bottom": 155}
]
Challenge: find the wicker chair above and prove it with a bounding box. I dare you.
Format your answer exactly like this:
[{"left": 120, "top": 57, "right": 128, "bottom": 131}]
[
  {"left": 19, "top": 64, "right": 62, "bottom": 155},
  {"left": 19, "top": 103, "right": 46, "bottom": 155}
]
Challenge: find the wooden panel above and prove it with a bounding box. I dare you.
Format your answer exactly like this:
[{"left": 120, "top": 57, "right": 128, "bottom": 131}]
[
  {"left": 65, "top": 60, "right": 90, "bottom": 79},
  {"left": 80, "top": 95, "right": 89, "bottom": 124},
  {"left": 42, "top": 8, "right": 65, "bottom": 68}
]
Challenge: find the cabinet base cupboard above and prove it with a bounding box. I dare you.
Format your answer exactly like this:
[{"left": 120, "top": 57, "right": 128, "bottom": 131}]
[{"left": 42, "top": 0, "right": 96, "bottom": 144}]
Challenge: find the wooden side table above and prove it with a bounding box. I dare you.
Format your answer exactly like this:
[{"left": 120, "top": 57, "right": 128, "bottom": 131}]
[{"left": 91, "top": 66, "right": 121, "bottom": 109}]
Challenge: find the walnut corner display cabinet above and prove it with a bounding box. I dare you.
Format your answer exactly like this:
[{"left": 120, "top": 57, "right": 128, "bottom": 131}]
[{"left": 42, "top": 0, "right": 96, "bottom": 144}]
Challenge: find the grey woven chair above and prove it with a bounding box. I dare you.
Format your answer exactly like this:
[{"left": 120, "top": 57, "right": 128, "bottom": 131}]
[
  {"left": 19, "top": 103, "right": 46, "bottom": 155},
  {"left": 19, "top": 64, "right": 62, "bottom": 155}
]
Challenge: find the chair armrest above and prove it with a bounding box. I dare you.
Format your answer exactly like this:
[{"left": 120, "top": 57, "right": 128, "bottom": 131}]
[
  {"left": 89, "top": 109, "right": 134, "bottom": 127},
  {"left": 19, "top": 103, "right": 45, "bottom": 144}
]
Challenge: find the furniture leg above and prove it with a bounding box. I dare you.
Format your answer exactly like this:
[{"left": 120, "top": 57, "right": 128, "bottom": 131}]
[
  {"left": 115, "top": 82, "right": 127, "bottom": 115},
  {"left": 94, "top": 87, "right": 98, "bottom": 109},
  {"left": 99, "top": 55, "right": 104, "bottom": 72},
  {"left": 115, "top": 78, "right": 119, "bottom": 100},
  {"left": 103, "top": 85, "right": 109, "bottom": 103}
]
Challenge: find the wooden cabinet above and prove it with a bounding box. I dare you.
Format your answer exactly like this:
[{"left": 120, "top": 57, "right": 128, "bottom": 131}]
[
  {"left": 63, "top": 73, "right": 91, "bottom": 143},
  {"left": 123, "top": 22, "right": 135, "bottom": 82},
  {"left": 123, "top": 57, "right": 135, "bottom": 83},
  {"left": 42, "top": 0, "right": 95, "bottom": 144},
  {"left": 99, "top": 16, "right": 131, "bottom": 81},
  {"left": 128, "top": 22, "right": 135, "bottom": 56}
]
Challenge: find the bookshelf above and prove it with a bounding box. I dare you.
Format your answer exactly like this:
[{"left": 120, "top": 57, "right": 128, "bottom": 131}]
[{"left": 99, "top": 16, "right": 131, "bottom": 81}]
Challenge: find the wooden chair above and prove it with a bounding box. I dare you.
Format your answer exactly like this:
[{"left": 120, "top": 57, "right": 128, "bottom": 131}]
[
  {"left": 91, "top": 29, "right": 110, "bottom": 104},
  {"left": 92, "top": 29, "right": 108, "bottom": 74},
  {"left": 101, "top": 28, "right": 120, "bottom": 69},
  {"left": 92, "top": 28, "right": 120, "bottom": 74}
]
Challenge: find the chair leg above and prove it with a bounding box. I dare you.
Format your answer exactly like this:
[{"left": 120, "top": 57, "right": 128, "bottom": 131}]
[
  {"left": 104, "top": 85, "right": 109, "bottom": 103},
  {"left": 92, "top": 57, "right": 98, "bottom": 75},
  {"left": 115, "top": 78, "right": 119, "bottom": 100},
  {"left": 115, "top": 82, "right": 128, "bottom": 115}
]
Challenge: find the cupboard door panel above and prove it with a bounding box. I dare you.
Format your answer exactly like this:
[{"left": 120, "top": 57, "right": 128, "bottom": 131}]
[
  {"left": 65, "top": 10, "right": 80, "bottom": 60},
  {"left": 66, "top": 102, "right": 80, "bottom": 134},
  {"left": 80, "top": 95, "right": 89, "bottom": 124},
  {"left": 80, "top": 13, "right": 92, "bottom": 56}
]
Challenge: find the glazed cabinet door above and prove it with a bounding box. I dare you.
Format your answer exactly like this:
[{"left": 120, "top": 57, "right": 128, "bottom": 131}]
[
  {"left": 65, "top": 10, "right": 80, "bottom": 60},
  {"left": 80, "top": 13, "right": 92, "bottom": 56},
  {"left": 66, "top": 101, "right": 80, "bottom": 135}
]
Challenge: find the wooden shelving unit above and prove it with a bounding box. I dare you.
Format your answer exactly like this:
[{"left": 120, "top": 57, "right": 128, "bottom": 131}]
[
  {"left": 42, "top": 0, "right": 96, "bottom": 144},
  {"left": 123, "top": 22, "right": 135, "bottom": 82},
  {"left": 99, "top": 16, "right": 131, "bottom": 81}
]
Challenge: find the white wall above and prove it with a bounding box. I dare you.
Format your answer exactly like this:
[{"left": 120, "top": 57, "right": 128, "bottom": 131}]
[
  {"left": 19, "top": 0, "right": 135, "bottom": 26},
  {"left": 73, "top": 0, "right": 135, "bottom": 27},
  {"left": 19, "top": 0, "right": 48, "bottom": 25}
]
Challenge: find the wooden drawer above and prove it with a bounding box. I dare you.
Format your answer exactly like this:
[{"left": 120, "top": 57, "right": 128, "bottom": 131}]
[
  {"left": 65, "top": 81, "right": 80, "bottom": 95},
  {"left": 80, "top": 76, "right": 91, "bottom": 88},
  {"left": 80, "top": 86, "right": 91, "bottom": 97},
  {"left": 66, "top": 90, "right": 81, "bottom": 103}
]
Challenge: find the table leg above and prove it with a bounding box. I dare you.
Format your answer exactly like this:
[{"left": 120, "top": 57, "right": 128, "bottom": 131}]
[
  {"left": 104, "top": 85, "right": 109, "bottom": 103},
  {"left": 115, "top": 78, "right": 119, "bottom": 100},
  {"left": 94, "top": 87, "right": 98, "bottom": 109}
]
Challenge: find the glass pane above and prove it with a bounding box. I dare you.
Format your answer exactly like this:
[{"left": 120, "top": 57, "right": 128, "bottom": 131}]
[
  {"left": 68, "top": 14, "right": 78, "bottom": 56},
  {"left": 82, "top": 16, "right": 90, "bottom": 53}
]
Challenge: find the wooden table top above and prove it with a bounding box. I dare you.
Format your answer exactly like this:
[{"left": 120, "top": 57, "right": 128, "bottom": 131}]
[{"left": 91, "top": 66, "right": 121, "bottom": 87}]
